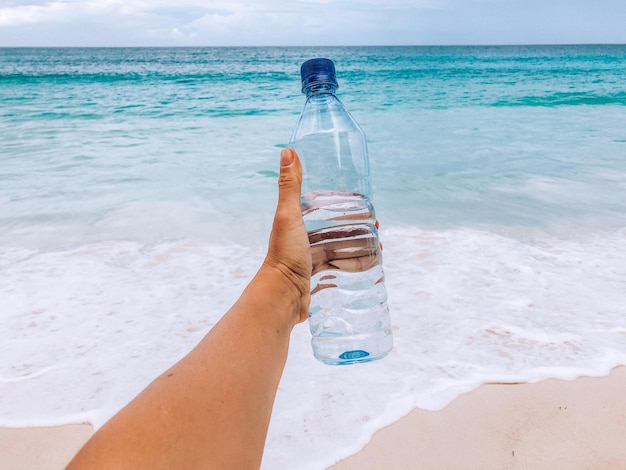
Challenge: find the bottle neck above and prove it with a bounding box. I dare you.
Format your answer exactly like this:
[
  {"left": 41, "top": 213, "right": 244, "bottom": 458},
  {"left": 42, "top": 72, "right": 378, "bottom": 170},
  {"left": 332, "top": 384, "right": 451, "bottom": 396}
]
[{"left": 304, "top": 82, "right": 337, "bottom": 97}]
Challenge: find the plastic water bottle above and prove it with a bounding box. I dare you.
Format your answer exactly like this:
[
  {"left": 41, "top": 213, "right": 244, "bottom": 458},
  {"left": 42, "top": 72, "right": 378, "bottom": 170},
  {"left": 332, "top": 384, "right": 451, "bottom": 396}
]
[{"left": 289, "top": 58, "right": 393, "bottom": 365}]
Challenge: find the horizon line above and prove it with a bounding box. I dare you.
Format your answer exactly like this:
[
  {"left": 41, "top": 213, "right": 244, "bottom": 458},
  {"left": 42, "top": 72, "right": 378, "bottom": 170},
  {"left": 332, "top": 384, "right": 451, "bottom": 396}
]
[{"left": 2, "top": 42, "right": 626, "bottom": 49}]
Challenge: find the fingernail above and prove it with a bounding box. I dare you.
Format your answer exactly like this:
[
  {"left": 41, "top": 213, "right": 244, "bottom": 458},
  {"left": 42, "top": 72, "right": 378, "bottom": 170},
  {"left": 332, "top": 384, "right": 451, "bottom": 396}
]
[{"left": 281, "top": 148, "right": 294, "bottom": 167}]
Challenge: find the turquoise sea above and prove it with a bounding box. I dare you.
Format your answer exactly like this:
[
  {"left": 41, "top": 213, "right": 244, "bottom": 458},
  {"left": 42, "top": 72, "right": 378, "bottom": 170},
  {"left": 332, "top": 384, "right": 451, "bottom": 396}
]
[{"left": 2, "top": 46, "right": 626, "bottom": 469}]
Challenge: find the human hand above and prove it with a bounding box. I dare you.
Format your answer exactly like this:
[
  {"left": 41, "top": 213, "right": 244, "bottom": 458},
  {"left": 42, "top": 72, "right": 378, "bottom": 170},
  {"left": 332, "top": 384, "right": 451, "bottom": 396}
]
[
  {"left": 309, "top": 225, "right": 381, "bottom": 275},
  {"left": 263, "top": 148, "right": 312, "bottom": 324}
]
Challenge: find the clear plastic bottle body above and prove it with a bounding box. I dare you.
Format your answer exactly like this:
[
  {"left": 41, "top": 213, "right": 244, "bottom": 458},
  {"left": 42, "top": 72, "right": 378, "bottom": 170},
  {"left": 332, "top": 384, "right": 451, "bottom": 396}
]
[{"left": 289, "top": 61, "right": 392, "bottom": 365}]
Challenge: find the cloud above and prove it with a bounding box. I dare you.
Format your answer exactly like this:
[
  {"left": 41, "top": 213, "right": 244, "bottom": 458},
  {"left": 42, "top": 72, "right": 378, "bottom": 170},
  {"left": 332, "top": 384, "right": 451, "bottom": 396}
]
[
  {"left": 0, "top": 0, "right": 156, "bottom": 27},
  {"left": 0, "top": 0, "right": 625, "bottom": 46},
  {"left": 0, "top": 0, "right": 441, "bottom": 30},
  {"left": 0, "top": 0, "right": 232, "bottom": 45},
  {"left": 164, "top": 0, "right": 445, "bottom": 45},
  {"left": 0, "top": 0, "right": 203, "bottom": 27},
  {"left": 0, "top": 1, "right": 79, "bottom": 26}
]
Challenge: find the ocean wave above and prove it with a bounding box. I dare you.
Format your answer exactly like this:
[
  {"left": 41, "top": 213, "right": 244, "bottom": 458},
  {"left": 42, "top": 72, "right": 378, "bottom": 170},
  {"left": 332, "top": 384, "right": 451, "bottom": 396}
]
[
  {"left": 2, "top": 227, "right": 625, "bottom": 469},
  {"left": 0, "top": 70, "right": 294, "bottom": 85},
  {"left": 492, "top": 91, "right": 626, "bottom": 107}
]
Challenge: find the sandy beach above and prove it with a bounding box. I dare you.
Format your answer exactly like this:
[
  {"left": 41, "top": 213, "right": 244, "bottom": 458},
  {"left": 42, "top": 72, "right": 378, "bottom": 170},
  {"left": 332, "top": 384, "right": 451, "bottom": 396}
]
[
  {"left": 0, "top": 424, "right": 92, "bottom": 470},
  {"left": 1, "top": 367, "right": 624, "bottom": 469},
  {"left": 331, "top": 366, "right": 626, "bottom": 470}
]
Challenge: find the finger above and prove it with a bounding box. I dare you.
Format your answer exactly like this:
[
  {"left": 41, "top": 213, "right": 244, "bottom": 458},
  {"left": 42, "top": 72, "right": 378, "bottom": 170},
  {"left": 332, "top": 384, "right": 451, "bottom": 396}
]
[
  {"left": 329, "top": 256, "right": 379, "bottom": 272},
  {"left": 277, "top": 148, "right": 302, "bottom": 212}
]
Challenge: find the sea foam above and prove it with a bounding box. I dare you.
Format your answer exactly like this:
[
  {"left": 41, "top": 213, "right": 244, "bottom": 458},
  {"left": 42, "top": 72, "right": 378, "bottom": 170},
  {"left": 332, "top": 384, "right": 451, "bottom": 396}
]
[{"left": 2, "top": 226, "right": 625, "bottom": 469}]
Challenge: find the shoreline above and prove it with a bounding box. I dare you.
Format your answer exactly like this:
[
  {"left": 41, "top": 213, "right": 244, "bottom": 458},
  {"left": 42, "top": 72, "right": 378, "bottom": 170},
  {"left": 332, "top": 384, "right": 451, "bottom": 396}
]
[
  {"left": 1, "top": 368, "right": 625, "bottom": 469},
  {"left": 330, "top": 366, "right": 626, "bottom": 469}
]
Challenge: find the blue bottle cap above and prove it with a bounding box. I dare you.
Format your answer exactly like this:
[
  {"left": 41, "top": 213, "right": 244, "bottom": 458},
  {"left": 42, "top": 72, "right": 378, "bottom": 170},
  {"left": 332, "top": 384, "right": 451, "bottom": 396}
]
[{"left": 300, "top": 58, "right": 338, "bottom": 93}]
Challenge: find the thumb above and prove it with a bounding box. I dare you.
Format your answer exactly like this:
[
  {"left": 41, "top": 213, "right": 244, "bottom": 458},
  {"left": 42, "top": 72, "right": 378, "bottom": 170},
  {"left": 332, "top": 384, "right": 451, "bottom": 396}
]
[{"left": 277, "top": 148, "right": 303, "bottom": 211}]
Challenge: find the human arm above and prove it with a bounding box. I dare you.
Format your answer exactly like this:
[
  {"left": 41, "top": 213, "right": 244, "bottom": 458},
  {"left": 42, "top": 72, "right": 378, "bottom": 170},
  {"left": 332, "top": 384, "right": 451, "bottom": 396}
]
[{"left": 67, "top": 148, "right": 311, "bottom": 470}]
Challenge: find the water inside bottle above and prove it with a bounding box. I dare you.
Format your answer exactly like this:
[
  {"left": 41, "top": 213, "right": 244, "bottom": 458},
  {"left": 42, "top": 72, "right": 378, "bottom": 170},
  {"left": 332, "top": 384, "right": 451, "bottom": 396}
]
[{"left": 302, "top": 190, "right": 392, "bottom": 364}]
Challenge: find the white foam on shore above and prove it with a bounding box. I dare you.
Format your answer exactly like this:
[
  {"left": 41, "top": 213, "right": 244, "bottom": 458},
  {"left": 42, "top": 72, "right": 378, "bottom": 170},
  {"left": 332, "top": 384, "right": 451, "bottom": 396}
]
[{"left": 1, "top": 226, "right": 626, "bottom": 469}]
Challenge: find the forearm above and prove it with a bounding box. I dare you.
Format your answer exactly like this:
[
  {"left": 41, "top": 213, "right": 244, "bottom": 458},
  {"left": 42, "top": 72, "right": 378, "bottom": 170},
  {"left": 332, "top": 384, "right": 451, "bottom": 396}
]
[
  {"left": 68, "top": 266, "right": 300, "bottom": 470},
  {"left": 68, "top": 148, "right": 310, "bottom": 470}
]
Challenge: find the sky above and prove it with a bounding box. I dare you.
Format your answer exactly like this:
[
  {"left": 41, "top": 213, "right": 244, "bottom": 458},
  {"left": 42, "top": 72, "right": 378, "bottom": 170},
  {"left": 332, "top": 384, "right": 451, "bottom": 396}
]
[{"left": 0, "top": 0, "right": 625, "bottom": 47}]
